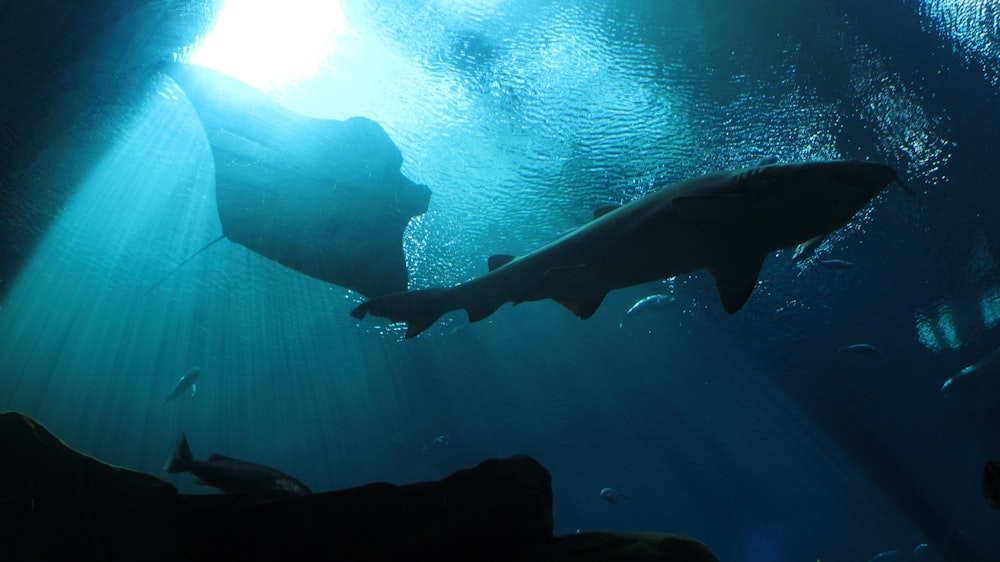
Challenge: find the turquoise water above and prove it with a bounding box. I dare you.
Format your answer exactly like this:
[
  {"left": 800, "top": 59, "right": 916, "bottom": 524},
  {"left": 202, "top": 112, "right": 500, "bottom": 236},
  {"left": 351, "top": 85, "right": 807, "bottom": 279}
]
[{"left": 2, "top": 1, "right": 999, "bottom": 560}]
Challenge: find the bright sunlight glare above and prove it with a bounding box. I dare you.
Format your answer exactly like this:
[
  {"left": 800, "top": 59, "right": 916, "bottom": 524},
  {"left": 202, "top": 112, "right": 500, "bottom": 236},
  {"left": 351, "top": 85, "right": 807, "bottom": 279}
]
[{"left": 188, "top": 0, "right": 352, "bottom": 91}]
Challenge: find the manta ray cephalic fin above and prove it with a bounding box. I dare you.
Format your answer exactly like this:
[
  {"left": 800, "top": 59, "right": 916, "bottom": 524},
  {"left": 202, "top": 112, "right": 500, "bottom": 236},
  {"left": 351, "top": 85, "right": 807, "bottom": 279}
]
[{"left": 709, "top": 253, "right": 765, "bottom": 314}]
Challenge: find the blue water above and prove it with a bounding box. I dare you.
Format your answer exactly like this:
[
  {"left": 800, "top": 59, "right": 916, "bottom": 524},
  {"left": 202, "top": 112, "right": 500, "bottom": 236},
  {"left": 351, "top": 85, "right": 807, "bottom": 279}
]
[{"left": 2, "top": 1, "right": 999, "bottom": 560}]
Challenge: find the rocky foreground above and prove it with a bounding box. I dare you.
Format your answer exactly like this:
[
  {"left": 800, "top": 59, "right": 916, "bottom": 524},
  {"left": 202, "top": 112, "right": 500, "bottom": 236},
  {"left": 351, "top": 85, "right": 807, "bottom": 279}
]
[{"left": 0, "top": 412, "right": 719, "bottom": 561}]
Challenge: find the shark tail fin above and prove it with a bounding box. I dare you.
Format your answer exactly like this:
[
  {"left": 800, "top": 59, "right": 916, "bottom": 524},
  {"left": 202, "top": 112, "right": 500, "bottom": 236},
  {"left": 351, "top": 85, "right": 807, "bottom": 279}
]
[
  {"left": 351, "top": 288, "right": 458, "bottom": 338},
  {"left": 163, "top": 433, "right": 194, "bottom": 473}
]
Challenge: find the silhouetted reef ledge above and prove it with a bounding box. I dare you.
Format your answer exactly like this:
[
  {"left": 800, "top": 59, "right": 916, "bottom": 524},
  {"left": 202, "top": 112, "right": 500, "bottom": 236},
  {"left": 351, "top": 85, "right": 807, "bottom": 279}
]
[{"left": 0, "top": 411, "right": 719, "bottom": 561}]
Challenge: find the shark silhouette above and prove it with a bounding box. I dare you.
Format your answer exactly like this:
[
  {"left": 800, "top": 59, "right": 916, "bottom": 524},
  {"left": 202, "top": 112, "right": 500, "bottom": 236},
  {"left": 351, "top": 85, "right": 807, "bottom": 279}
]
[
  {"left": 160, "top": 64, "right": 431, "bottom": 298},
  {"left": 352, "top": 160, "right": 899, "bottom": 337}
]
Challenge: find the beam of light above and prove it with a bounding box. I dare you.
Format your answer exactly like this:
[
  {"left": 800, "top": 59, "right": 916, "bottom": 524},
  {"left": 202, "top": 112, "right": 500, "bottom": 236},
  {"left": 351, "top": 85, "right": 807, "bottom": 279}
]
[
  {"left": 0, "top": 92, "right": 223, "bottom": 459},
  {"left": 915, "top": 312, "right": 941, "bottom": 352},
  {"left": 935, "top": 304, "right": 962, "bottom": 350},
  {"left": 917, "top": 0, "right": 1000, "bottom": 86},
  {"left": 980, "top": 286, "right": 1000, "bottom": 328},
  {"left": 187, "top": 0, "right": 353, "bottom": 91}
]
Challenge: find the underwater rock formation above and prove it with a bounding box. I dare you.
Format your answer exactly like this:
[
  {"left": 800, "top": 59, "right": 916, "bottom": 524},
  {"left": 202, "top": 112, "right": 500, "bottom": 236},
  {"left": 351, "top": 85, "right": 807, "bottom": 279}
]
[{"left": 0, "top": 412, "right": 719, "bottom": 561}]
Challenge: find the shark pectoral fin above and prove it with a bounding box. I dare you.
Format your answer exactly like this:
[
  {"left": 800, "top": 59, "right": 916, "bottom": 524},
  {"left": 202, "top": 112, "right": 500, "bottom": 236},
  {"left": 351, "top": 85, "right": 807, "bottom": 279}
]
[
  {"left": 466, "top": 301, "right": 503, "bottom": 323},
  {"left": 672, "top": 194, "right": 744, "bottom": 222},
  {"left": 709, "top": 254, "right": 765, "bottom": 314},
  {"left": 553, "top": 293, "right": 607, "bottom": 319},
  {"left": 488, "top": 254, "right": 516, "bottom": 271},
  {"left": 190, "top": 384, "right": 197, "bottom": 397},
  {"left": 405, "top": 318, "right": 438, "bottom": 339}
]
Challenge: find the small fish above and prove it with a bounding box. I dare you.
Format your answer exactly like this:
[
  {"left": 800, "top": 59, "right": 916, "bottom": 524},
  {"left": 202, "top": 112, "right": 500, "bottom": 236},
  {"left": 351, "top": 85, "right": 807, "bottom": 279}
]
[
  {"left": 817, "top": 258, "right": 854, "bottom": 270},
  {"left": 941, "top": 347, "right": 1000, "bottom": 410},
  {"left": 619, "top": 294, "right": 675, "bottom": 327},
  {"left": 791, "top": 235, "right": 825, "bottom": 263},
  {"left": 984, "top": 461, "right": 1000, "bottom": 509},
  {"left": 838, "top": 344, "right": 881, "bottom": 356},
  {"left": 599, "top": 486, "right": 635, "bottom": 504},
  {"left": 164, "top": 366, "right": 200, "bottom": 403},
  {"left": 422, "top": 434, "right": 450, "bottom": 452},
  {"left": 866, "top": 551, "right": 903, "bottom": 562},
  {"left": 162, "top": 433, "right": 311, "bottom": 500}
]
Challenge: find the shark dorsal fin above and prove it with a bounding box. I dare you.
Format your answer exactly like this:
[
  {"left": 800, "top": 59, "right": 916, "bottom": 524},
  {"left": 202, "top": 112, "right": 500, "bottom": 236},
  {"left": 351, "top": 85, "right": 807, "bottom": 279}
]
[
  {"left": 553, "top": 293, "right": 607, "bottom": 319},
  {"left": 488, "top": 254, "right": 516, "bottom": 271},
  {"left": 593, "top": 205, "right": 620, "bottom": 220},
  {"left": 708, "top": 254, "right": 765, "bottom": 314}
]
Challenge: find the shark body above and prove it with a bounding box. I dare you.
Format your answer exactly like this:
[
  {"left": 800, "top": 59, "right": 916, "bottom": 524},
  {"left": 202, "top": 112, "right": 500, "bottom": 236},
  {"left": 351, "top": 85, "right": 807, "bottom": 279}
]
[{"left": 352, "top": 160, "right": 898, "bottom": 338}]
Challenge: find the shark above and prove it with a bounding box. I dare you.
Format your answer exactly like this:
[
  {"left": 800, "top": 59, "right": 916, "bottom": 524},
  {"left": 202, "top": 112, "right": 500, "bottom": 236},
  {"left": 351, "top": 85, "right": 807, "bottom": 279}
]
[{"left": 351, "top": 160, "right": 900, "bottom": 338}]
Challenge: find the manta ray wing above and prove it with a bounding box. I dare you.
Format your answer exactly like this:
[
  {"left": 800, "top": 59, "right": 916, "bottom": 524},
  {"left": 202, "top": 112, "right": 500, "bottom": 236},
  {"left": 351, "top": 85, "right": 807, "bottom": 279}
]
[{"left": 168, "top": 64, "right": 431, "bottom": 298}]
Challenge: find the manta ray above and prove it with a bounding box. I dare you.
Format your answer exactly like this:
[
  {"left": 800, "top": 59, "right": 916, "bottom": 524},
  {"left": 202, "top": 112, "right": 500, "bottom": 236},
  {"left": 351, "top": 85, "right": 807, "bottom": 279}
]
[
  {"left": 161, "top": 64, "right": 431, "bottom": 298},
  {"left": 352, "top": 160, "right": 901, "bottom": 337}
]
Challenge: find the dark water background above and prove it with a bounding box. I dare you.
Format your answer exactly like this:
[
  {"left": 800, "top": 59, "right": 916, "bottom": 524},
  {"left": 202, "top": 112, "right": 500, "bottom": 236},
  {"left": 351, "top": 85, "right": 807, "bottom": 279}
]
[{"left": 2, "top": 1, "right": 999, "bottom": 560}]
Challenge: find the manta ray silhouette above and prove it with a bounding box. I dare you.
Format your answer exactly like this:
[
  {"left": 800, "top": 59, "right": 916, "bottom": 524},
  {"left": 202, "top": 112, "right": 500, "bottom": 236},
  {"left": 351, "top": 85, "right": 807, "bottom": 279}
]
[{"left": 163, "top": 64, "right": 431, "bottom": 298}]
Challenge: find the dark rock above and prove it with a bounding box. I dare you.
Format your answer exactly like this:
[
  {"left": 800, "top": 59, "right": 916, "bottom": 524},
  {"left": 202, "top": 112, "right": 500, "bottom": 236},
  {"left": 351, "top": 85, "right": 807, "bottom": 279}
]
[
  {"left": 547, "top": 532, "right": 721, "bottom": 562},
  {"left": 0, "top": 412, "right": 719, "bottom": 561},
  {"left": 175, "top": 455, "right": 553, "bottom": 561},
  {"left": 0, "top": 411, "right": 180, "bottom": 561}
]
